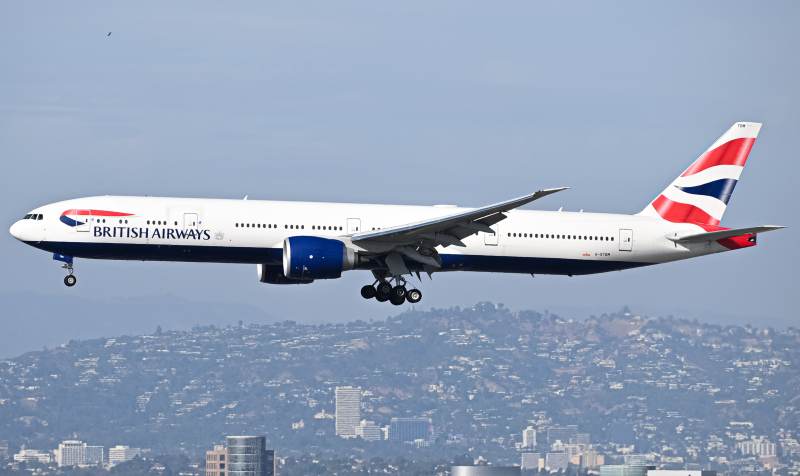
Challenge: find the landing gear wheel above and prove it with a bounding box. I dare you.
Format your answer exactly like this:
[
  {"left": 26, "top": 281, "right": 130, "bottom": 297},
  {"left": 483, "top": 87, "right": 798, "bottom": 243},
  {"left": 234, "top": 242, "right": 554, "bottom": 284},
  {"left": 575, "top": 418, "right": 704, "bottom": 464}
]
[
  {"left": 64, "top": 275, "right": 77, "bottom": 287},
  {"left": 376, "top": 281, "right": 392, "bottom": 299},
  {"left": 406, "top": 288, "right": 422, "bottom": 303},
  {"left": 360, "top": 285, "right": 376, "bottom": 299},
  {"left": 391, "top": 285, "right": 407, "bottom": 300},
  {"left": 390, "top": 295, "right": 406, "bottom": 306}
]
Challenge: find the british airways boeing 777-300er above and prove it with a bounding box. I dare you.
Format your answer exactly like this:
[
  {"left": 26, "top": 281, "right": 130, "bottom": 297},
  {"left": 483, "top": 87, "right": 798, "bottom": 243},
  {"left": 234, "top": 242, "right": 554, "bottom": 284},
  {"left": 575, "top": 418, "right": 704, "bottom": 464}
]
[{"left": 10, "top": 122, "right": 784, "bottom": 305}]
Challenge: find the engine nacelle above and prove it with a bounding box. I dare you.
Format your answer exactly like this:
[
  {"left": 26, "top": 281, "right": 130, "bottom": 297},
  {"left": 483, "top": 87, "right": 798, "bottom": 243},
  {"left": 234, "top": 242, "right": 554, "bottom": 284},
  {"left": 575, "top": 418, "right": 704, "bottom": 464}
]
[
  {"left": 257, "top": 263, "right": 314, "bottom": 285},
  {"left": 282, "top": 236, "right": 354, "bottom": 280}
]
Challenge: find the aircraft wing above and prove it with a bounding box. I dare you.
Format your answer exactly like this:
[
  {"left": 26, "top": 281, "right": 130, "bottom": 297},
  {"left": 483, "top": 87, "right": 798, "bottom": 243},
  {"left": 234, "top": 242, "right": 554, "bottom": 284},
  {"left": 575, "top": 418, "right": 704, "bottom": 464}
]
[
  {"left": 351, "top": 188, "right": 568, "bottom": 247},
  {"left": 666, "top": 225, "right": 785, "bottom": 244}
]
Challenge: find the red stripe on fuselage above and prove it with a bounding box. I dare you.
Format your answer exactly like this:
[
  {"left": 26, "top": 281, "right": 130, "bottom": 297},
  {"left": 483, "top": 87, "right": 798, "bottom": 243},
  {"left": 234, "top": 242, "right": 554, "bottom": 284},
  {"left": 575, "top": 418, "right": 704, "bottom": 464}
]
[
  {"left": 651, "top": 195, "right": 720, "bottom": 229},
  {"left": 681, "top": 137, "right": 755, "bottom": 177},
  {"left": 61, "top": 209, "right": 134, "bottom": 217}
]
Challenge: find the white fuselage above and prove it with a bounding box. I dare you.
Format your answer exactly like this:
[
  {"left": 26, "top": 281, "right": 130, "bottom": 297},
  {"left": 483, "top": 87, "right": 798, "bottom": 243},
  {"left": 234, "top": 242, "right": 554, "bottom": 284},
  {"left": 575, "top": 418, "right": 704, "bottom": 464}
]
[{"left": 10, "top": 195, "right": 736, "bottom": 278}]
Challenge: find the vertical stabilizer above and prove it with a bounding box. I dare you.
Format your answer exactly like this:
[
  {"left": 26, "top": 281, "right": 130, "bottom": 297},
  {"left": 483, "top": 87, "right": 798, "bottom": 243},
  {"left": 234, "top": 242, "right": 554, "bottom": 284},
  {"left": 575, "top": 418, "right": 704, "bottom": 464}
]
[{"left": 638, "top": 122, "right": 761, "bottom": 229}]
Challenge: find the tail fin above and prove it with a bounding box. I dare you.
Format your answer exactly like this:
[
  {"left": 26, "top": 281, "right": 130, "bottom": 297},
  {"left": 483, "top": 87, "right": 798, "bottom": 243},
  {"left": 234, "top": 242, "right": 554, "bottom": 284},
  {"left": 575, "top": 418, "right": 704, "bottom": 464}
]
[{"left": 638, "top": 122, "right": 761, "bottom": 229}]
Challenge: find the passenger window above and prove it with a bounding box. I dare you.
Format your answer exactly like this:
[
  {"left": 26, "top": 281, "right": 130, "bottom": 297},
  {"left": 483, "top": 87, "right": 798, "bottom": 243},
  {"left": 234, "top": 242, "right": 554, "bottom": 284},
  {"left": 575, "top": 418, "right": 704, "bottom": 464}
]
[
  {"left": 301, "top": 225, "right": 304, "bottom": 229},
  {"left": 611, "top": 237, "right": 614, "bottom": 241},
  {"left": 235, "top": 224, "right": 238, "bottom": 227}
]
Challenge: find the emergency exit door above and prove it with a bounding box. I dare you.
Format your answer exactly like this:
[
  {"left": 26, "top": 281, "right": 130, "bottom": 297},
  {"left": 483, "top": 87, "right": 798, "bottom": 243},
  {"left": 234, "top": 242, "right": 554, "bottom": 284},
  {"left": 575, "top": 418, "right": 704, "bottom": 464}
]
[{"left": 619, "top": 229, "right": 633, "bottom": 251}]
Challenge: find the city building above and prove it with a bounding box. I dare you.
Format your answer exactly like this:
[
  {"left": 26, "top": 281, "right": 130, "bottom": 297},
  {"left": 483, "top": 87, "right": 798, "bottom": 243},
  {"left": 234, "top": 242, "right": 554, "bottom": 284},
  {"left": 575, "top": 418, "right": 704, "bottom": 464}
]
[
  {"left": 206, "top": 445, "right": 227, "bottom": 476},
  {"left": 227, "top": 436, "right": 275, "bottom": 476},
  {"left": 451, "top": 467, "right": 521, "bottom": 476},
  {"left": 600, "top": 466, "right": 653, "bottom": 476},
  {"left": 582, "top": 450, "right": 598, "bottom": 468},
  {"left": 521, "top": 453, "right": 540, "bottom": 470},
  {"left": 109, "top": 446, "right": 141, "bottom": 464},
  {"left": 0, "top": 441, "right": 8, "bottom": 460},
  {"left": 624, "top": 455, "right": 647, "bottom": 466},
  {"left": 56, "top": 441, "right": 102, "bottom": 467},
  {"left": 523, "top": 427, "right": 537, "bottom": 448},
  {"left": 548, "top": 426, "right": 578, "bottom": 447},
  {"left": 14, "top": 449, "right": 52, "bottom": 464},
  {"left": 335, "top": 386, "right": 361, "bottom": 439},
  {"left": 546, "top": 453, "right": 569, "bottom": 472},
  {"left": 389, "top": 418, "right": 430, "bottom": 443},
  {"left": 736, "top": 437, "right": 777, "bottom": 458},
  {"left": 85, "top": 446, "right": 103, "bottom": 465},
  {"left": 355, "top": 420, "right": 381, "bottom": 441},
  {"left": 648, "top": 471, "right": 716, "bottom": 476}
]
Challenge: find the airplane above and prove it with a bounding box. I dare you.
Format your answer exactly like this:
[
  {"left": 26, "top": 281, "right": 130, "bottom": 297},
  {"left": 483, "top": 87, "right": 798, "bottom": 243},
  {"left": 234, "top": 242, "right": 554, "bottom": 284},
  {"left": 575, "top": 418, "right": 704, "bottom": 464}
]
[{"left": 9, "top": 122, "right": 783, "bottom": 305}]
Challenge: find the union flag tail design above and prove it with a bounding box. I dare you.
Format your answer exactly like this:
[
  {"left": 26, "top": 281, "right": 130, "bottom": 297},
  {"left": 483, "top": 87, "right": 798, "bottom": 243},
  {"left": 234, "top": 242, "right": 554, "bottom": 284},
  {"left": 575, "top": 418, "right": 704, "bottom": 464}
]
[{"left": 638, "top": 122, "right": 761, "bottom": 229}]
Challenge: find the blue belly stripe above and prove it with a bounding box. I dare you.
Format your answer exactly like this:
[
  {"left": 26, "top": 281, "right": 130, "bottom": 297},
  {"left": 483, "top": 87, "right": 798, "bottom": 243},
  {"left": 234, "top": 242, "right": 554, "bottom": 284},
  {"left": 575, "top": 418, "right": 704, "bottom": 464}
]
[{"left": 24, "top": 241, "right": 652, "bottom": 277}]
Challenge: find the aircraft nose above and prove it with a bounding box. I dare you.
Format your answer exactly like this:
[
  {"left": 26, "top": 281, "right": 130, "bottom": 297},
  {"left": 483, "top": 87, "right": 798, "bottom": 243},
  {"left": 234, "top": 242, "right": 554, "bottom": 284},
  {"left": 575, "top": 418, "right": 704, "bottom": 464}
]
[{"left": 10, "top": 221, "right": 23, "bottom": 241}]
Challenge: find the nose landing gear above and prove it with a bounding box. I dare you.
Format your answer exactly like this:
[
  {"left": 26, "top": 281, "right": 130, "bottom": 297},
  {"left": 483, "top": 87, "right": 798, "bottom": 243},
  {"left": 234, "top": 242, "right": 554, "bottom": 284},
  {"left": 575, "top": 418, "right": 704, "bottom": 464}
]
[
  {"left": 54, "top": 254, "right": 77, "bottom": 287},
  {"left": 63, "top": 263, "right": 76, "bottom": 287}
]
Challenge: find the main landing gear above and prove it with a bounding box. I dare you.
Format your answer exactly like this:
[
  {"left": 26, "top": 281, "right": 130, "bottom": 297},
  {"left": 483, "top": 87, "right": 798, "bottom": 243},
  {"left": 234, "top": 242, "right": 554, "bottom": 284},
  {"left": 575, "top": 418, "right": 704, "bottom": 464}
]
[
  {"left": 63, "top": 263, "right": 76, "bottom": 287},
  {"left": 361, "top": 277, "right": 422, "bottom": 306}
]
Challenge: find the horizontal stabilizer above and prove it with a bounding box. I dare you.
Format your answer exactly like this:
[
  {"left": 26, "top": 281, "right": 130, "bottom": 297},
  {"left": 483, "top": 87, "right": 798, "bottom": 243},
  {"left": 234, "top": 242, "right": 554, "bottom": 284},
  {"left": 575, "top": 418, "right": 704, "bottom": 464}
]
[{"left": 666, "top": 225, "right": 784, "bottom": 244}]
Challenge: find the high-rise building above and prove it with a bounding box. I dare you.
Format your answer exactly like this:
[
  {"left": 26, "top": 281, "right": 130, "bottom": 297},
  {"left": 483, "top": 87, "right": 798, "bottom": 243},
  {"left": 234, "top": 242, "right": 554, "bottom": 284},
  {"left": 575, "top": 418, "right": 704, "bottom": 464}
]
[
  {"left": 582, "top": 449, "right": 598, "bottom": 468},
  {"left": 546, "top": 453, "right": 569, "bottom": 472},
  {"left": 58, "top": 441, "right": 85, "bottom": 467},
  {"left": 523, "top": 427, "right": 537, "bottom": 448},
  {"left": 599, "top": 466, "right": 652, "bottom": 476},
  {"left": 109, "top": 446, "right": 142, "bottom": 464},
  {"left": 736, "top": 437, "right": 777, "bottom": 457},
  {"left": 85, "top": 446, "right": 103, "bottom": 465},
  {"left": 56, "top": 441, "right": 100, "bottom": 467},
  {"left": 521, "top": 453, "right": 541, "bottom": 470},
  {"left": 355, "top": 420, "right": 381, "bottom": 441},
  {"left": 335, "top": 386, "right": 361, "bottom": 438},
  {"left": 227, "top": 436, "right": 275, "bottom": 476},
  {"left": 548, "top": 426, "right": 578, "bottom": 446},
  {"left": 206, "top": 445, "right": 227, "bottom": 476},
  {"left": 389, "top": 418, "right": 430, "bottom": 443}
]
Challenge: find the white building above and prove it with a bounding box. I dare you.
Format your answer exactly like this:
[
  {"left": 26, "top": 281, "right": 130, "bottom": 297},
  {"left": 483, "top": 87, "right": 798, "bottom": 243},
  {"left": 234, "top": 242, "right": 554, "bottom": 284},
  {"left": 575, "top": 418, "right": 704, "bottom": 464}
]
[
  {"left": 522, "top": 453, "right": 541, "bottom": 470},
  {"left": 14, "top": 449, "right": 52, "bottom": 464},
  {"left": 56, "top": 441, "right": 103, "bottom": 466},
  {"left": 355, "top": 420, "right": 381, "bottom": 441},
  {"left": 108, "top": 446, "right": 141, "bottom": 464},
  {"left": 736, "top": 437, "right": 776, "bottom": 458},
  {"left": 546, "top": 453, "right": 569, "bottom": 472},
  {"left": 335, "top": 386, "right": 361, "bottom": 438},
  {"left": 624, "top": 454, "right": 647, "bottom": 466},
  {"left": 523, "top": 427, "right": 537, "bottom": 448}
]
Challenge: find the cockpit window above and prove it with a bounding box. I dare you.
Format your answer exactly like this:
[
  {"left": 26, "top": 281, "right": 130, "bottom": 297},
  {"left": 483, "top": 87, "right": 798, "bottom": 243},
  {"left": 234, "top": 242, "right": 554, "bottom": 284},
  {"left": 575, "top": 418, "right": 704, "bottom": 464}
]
[
  {"left": 23, "top": 214, "right": 32, "bottom": 219},
  {"left": 37, "top": 215, "right": 43, "bottom": 220}
]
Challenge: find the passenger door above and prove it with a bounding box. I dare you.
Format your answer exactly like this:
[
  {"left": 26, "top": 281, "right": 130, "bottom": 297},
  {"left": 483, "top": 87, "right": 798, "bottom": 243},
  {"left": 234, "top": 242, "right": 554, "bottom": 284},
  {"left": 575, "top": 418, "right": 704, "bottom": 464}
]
[
  {"left": 347, "top": 218, "right": 361, "bottom": 234},
  {"left": 75, "top": 210, "right": 91, "bottom": 232},
  {"left": 619, "top": 229, "right": 633, "bottom": 251},
  {"left": 484, "top": 224, "right": 499, "bottom": 246}
]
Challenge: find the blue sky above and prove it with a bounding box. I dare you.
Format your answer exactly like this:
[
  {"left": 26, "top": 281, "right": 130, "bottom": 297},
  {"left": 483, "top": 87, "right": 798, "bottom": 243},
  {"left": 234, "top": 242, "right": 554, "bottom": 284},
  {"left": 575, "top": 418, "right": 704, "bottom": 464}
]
[{"left": 1, "top": 1, "right": 798, "bottom": 328}]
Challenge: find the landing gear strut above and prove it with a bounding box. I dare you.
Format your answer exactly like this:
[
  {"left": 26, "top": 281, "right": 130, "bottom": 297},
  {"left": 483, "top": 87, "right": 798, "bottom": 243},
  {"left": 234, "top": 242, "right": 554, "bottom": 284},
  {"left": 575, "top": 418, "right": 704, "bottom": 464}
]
[
  {"left": 63, "top": 263, "right": 76, "bottom": 287},
  {"left": 361, "top": 276, "right": 421, "bottom": 305}
]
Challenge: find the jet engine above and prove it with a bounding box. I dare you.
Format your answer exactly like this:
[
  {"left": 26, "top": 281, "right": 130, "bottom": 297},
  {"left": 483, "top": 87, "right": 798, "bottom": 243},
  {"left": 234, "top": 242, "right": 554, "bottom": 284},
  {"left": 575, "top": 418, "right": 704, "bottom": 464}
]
[{"left": 282, "top": 236, "right": 356, "bottom": 280}]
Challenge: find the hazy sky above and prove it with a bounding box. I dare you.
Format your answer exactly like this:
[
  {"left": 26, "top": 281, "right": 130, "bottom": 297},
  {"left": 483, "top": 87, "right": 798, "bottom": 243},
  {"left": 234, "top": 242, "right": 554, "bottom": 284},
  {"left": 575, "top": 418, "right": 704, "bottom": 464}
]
[{"left": 2, "top": 1, "right": 798, "bottom": 329}]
